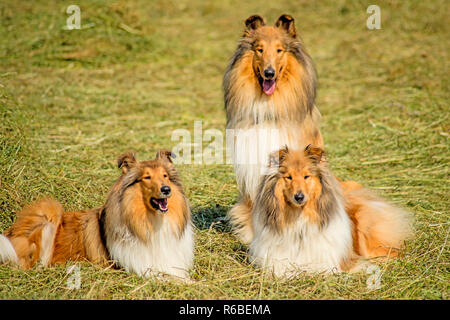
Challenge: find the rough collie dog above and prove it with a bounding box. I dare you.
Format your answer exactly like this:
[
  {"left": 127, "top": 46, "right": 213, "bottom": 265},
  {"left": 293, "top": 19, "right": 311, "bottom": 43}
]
[
  {"left": 223, "top": 14, "right": 323, "bottom": 243},
  {"left": 249, "top": 145, "right": 413, "bottom": 277},
  {"left": 0, "top": 150, "right": 194, "bottom": 279}
]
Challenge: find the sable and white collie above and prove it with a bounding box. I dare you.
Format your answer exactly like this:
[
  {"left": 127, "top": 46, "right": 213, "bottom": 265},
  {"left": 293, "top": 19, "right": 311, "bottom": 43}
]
[
  {"left": 248, "top": 145, "right": 413, "bottom": 277},
  {"left": 0, "top": 150, "right": 194, "bottom": 279},
  {"left": 223, "top": 14, "right": 323, "bottom": 243}
]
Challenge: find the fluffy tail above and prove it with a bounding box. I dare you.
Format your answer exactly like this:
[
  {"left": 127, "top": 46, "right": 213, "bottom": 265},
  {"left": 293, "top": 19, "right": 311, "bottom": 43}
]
[
  {"left": 344, "top": 186, "right": 413, "bottom": 258},
  {"left": 0, "top": 234, "right": 19, "bottom": 266},
  {"left": 3, "top": 198, "right": 63, "bottom": 268}
]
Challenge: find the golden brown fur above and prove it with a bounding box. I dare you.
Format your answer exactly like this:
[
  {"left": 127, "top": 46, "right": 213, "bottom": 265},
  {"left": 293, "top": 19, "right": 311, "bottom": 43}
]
[
  {"left": 250, "top": 145, "right": 413, "bottom": 273},
  {"left": 4, "top": 199, "right": 108, "bottom": 268},
  {"left": 51, "top": 208, "right": 108, "bottom": 265},
  {"left": 1, "top": 150, "right": 193, "bottom": 278},
  {"left": 345, "top": 188, "right": 413, "bottom": 258}
]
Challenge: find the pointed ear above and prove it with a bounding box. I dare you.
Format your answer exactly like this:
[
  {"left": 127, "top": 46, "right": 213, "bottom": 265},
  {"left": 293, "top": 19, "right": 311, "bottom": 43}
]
[
  {"left": 304, "top": 144, "right": 324, "bottom": 164},
  {"left": 275, "top": 14, "right": 296, "bottom": 37},
  {"left": 268, "top": 146, "right": 289, "bottom": 168},
  {"left": 117, "top": 151, "right": 138, "bottom": 173},
  {"left": 245, "top": 15, "right": 265, "bottom": 31},
  {"left": 155, "top": 149, "right": 176, "bottom": 164}
]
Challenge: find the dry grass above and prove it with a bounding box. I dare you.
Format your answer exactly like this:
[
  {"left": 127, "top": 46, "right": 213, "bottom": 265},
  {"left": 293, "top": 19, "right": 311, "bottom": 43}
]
[{"left": 0, "top": 0, "right": 448, "bottom": 299}]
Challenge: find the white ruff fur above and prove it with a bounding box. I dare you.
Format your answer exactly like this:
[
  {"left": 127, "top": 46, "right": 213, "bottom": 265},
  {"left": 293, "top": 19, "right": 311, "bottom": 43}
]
[
  {"left": 249, "top": 202, "right": 353, "bottom": 277},
  {"left": 107, "top": 218, "right": 194, "bottom": 279},
  {"left": 230, "top": 101, "right": 308, "bottom": 201}
]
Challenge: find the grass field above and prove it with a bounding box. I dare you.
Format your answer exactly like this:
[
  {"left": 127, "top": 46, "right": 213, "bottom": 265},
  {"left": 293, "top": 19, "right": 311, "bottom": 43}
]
[{"left": 0, "top": 0, "right": 448, "bottom": 299}]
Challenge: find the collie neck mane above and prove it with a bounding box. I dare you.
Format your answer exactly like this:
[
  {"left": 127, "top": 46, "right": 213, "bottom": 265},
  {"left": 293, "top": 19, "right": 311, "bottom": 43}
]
[{"left": 223, "top": 35, "right": 317, "bottom": 127}]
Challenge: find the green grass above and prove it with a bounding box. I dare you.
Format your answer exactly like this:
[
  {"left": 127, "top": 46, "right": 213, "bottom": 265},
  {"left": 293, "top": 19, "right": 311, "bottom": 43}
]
[{"left": 0, "top": 0, "right": 448, "bottom": 299}]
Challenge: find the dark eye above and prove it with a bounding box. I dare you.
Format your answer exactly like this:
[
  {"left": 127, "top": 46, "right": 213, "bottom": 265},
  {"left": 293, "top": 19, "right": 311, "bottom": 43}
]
[
  {"left": 144, "top": 176, "right": 151, "bottom": 180},
  {"left": 257, "top": 48, "right": 263, "bottom": 53},
  {"left": 163, "top": 174, "right": 168, "bottom": 178},
  {"left": 277, "top": 49, "right": 282, "bottom": 53},
  {"left": 286, "top": 175, "right": 292, "bottom": 180},
  {"left": 304, "top": 176, "right": 310, "bottom": 180}
]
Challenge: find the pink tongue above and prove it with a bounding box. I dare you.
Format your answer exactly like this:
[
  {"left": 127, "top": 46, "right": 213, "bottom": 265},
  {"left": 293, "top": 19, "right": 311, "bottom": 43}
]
[
  {"left": 262, "top": 79, "right": 276, "bottom": 95},
  {"left": 159, "top": 199, "right": 168, "bottom": 210}
]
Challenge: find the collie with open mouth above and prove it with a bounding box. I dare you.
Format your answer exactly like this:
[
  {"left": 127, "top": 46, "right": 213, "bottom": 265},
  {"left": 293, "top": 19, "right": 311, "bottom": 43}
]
[
  {"left": 223, "top": 14, "right": 324, "bottom": 244},
  {"left": 0, "top": 150, "right": 194, "bottom": 279},
  {"left": 248, "top": 146, "right": 413, "bottom": 277}
]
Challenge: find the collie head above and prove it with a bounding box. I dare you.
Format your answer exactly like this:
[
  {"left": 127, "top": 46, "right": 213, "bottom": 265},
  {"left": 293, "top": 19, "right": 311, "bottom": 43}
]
[
  {"left": 224, "top": 14, "right": 317, "bottom": 125},
  {"left": 104, "top": 150, "right": 190, "bottom": 242},
  {"left": 255, "top": 145, "right": 343, "bottom": 232}
]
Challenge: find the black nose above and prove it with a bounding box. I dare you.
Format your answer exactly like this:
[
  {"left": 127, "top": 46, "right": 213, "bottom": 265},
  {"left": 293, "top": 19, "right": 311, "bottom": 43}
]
[
  {"left": 264, "top": 67, "right": 275, "bottom": 79},
  {"left": 161, "top": 185, "right": 171, "bottom": 196},
  {"left": 294, "top": 192, "right": 305, "bottom": 203}
]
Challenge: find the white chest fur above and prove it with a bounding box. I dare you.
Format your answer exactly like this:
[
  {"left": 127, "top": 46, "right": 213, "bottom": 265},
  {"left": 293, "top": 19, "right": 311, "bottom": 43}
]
[
  {"left": 228, "top": 98, "right": 320, "bottom": 200},
  {"left": 249, "top": 203, "right": 353, "bottom": 277},
  {"left": 107, "top": 219, "right": 194, "bottom": 279},
  {"left": 230, "top": 122, "right": 306, "bottom": 201}
]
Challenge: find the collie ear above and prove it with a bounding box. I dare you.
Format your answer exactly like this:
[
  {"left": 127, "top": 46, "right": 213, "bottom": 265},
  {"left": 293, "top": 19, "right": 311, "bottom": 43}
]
[
  {"left": 269, "top": 146, "right": 289, "bottom": 167},
  {"left": 156, "top": 149, "right": 176, "bottom": 164},
  {"left": 245, "top": 15, "right": 265, "bottom": 31},
  {"left": 117, "top": 151, "right": 138, "bottom": 173},
  {"left": 304, "top": 144, "right": 324, "bottom": 164},
  {"left": 275, "top": 14, "right": 296, "bottom": 38}
]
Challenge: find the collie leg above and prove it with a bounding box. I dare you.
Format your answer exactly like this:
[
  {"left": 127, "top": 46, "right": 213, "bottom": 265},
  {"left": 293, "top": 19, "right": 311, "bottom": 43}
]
[
  {"left": 227, "top": 196, "right": 253, "bottom": 244},
  {"left": 5, "top": 198, "right": 63, "bottom": 268},
  {"left": 342, "top": 255, "right": 377, "bottom": 274},
  {"left": 36, "top": 223, "right": 57, "bottom": 266}
]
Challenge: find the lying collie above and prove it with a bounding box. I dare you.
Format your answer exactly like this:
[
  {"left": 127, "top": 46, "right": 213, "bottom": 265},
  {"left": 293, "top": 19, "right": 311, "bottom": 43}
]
[
  {"left": 0, "top": 150, "right": 194, "bottom": 279},
  {"left": 248, "top": 146, "right": 413, "bottom": 277},
  {"left": 223, "top": 14, "right": 323, "bottom": 243}
]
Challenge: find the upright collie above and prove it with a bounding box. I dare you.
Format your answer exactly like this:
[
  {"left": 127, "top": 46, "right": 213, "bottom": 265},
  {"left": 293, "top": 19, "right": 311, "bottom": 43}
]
[
  {"left": 249, "top": 146, "right": 413, "bottom": 277},
  {"left": 0, "top": 150, "right": 194, "bottom": 279},
  {"left": 224, "top": 14, "right": 323, "bottom": 243}
]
